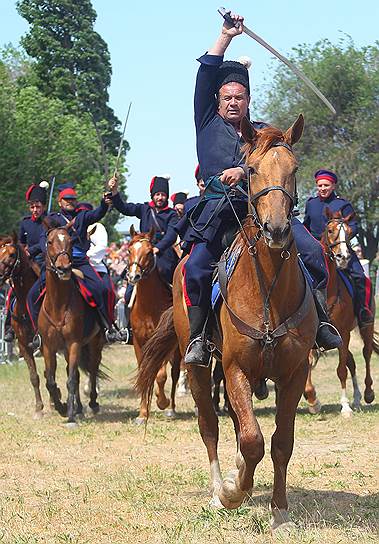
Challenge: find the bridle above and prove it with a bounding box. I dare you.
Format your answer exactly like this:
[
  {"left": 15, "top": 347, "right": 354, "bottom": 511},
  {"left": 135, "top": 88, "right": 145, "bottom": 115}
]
[
  {"left": 0, "top": 243, "right": 21, "bottom": 283},
  {"left": 125, "top": 238, "right": 157, "bottom": 283},
  {"left": 248, "top": 142, "right": 298, "bottom": 231},
  {"left": 46, "top": 228, "right": 73, "bottom": 279},
  {"left": 324, "top": 219, "right": 352, "bottom": 261}
]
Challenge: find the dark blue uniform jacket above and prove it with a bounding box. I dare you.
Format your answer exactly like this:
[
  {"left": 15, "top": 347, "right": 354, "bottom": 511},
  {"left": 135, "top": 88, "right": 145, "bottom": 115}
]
[
  {"left": 111, "top": 194, "right": 178, "bottom": 252},
  {"left": 177, "top": 53, "right": 267, "bottom": 247},
  {"left": 41, "top": 200, "right": 108, "bottom": 258},
  {"left": 303, "top": 192, "right": 357, "bottom": 240},
  {"left": 19, "top": 214, "right": 47, "bottom": 265}
]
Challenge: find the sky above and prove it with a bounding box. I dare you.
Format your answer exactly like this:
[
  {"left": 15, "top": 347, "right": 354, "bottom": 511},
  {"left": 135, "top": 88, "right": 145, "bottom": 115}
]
[{"left": 1, "top": 0, "right": 379, "bottom": 231}]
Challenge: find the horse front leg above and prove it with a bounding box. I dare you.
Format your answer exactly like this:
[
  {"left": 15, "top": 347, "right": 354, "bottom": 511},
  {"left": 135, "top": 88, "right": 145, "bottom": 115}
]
[
  {"left": 66, "top": 342, "right": 81, "bottom": 425},
  {"left": 337, "top": 333, "right": 353, "bottom": 417},
  {"left": 218, "top": 362, "right": 264, "bottom": 510},
  {"left": 18, "top": 330, "right": 44, "bottom": 418},
  {"left": 88, "top": 333, "right": 103, "bottom": 414},
  {"left": 359, "top": 323, "right": 375, "bottom": 404},
  {"left": 346, "top": 350, "right": 362, "bottom": 410},
  {"left": 42, "top": 344, "right": 66, "bottom": 416},
  {"left": 166, "top": 350, "right": 181, "bottom": 418},
  {"left": 270, "top": 360, "right": 308, "bottom": 532},
  {"left": 303, "top": 352, "right": 321, "bottom": 414},
  {"left": 188, "top": 364, "right": 222, "bottom": 507}
]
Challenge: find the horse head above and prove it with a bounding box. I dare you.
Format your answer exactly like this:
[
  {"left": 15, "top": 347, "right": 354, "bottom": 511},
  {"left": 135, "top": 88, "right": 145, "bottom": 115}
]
[
  {"left": 44, "top": 218, "right": 74, "bottom": 281},
  {"left": 323, "top": 208, "right": 355, "bottom": 269},
  {"left": 241, "top": 114, "right": 304, "bottom": 249},
  {"left": 126, "top": 225, "right": 156, "bottom": 285},
  {"left": 0, "top": 232, "right": 21, "bottom": 285}
]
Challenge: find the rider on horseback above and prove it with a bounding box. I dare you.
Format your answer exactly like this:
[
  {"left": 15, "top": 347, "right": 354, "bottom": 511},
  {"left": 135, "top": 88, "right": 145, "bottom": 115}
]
[
  {"left": 27, "top": 184, "right": 120, "bottom": 348},
  {"left": 304, "top": 169, "right": 374, "bottom": 327},
  {"left": 4, "top": 182, "right": 48, "bottom": 343},
  {"left": 179, "top": 12, "right": 342, "bottom": 366}
]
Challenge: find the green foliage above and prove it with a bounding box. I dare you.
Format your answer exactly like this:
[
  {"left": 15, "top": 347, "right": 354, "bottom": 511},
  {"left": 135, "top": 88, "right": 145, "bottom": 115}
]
[{"left": 259, "top": 38, "right": 379, "bottom": 259}]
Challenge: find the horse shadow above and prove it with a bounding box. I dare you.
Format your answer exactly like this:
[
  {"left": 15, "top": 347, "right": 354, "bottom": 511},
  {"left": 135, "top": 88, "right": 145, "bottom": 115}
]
[
  {"left": 247, "top": 487, "right": 379, "bottom": 530},
  {"left": 252, "top": 402, "right": 379, "bottom": 418}
]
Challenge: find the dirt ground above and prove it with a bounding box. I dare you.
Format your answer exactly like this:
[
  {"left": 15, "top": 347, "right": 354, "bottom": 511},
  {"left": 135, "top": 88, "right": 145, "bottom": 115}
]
[{"left": 0, "top": 331, "right": 378, "bottom": 544}]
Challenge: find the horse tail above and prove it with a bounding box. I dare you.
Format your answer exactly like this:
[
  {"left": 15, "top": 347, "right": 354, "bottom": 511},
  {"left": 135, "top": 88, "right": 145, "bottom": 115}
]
[
  {"left": 135, "top": 306, "right": 178, "bottom": 417},
  {"left": 79, "top": 344, "right": 110, "bottom": 381},
  {"left": 372, "top": 331, "right": 379, "bottom": 355}
]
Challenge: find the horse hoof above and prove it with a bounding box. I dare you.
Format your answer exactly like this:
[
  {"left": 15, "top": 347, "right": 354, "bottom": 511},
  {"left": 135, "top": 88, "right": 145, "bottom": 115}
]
[
  {"left": 156, "top": 398, "right": 170, "bottom": 411},
  {"left": 165, "top": 409, "right": 176, "bottom": 419},
  {"left": 270, "top": 508, "right": 295, "bottom": 533},
  {"left": 341, "top": 407, "right": 353, "bottom": 418},
  {"left": 308, "top": 399, "right": 322, "bottom": 415},
  {"left": 364, "top": 390, "right": 375, "bottom": 404},
  {"left": 65, "top": 421, "right": 78, "bottom": 429},
  {"left": 271, "top": 521, "right": 297, "bottom": 536},
  {"left": 209, "top": 495, "right": 224, "bottom": 509},
  {"left": 89, "top": 404, "right": 100, "bottom": 415},
  {"left": 134, "top": 417, "right": 146, "bottom": 426},
  {"left": 33, "top": 411, "right": 44, "bottom": 420},
  {"left": 76, "top": 412, "right": 85, "bottom": 420}
]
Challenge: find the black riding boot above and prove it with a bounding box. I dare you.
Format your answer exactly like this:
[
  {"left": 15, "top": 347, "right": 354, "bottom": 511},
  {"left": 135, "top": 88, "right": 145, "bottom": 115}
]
[
  {"left": 4, "top": 309, "right": 14, "bottom": 342},
  {"left": 184, "top": 306, "right": 211, "bottom": 367},
  {"left": 314, "top": 288, "right": 342, "bottom": 350}
]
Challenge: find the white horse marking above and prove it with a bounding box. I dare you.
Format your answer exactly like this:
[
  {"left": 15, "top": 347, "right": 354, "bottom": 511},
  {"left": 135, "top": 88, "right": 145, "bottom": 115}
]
[
  {"left": 339, "top": 224, "right": 349, "bottom": 258},
  {"left": 58, "top": 233, "right": 66, "bottom": 242}
]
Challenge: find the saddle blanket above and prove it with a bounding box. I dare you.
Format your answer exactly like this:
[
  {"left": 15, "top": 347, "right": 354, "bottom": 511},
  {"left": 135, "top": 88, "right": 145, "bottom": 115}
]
[
  {"left": 337, "top": 269, "right": 354, "bottom": 299},
  {"left": 211, "top": 248, "right": 314, "bottom": 309}
]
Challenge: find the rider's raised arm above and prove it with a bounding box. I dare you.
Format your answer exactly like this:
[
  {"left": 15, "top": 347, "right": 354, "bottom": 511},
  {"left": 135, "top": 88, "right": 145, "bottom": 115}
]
[
  {"left": 79, "top": 199, "right": 109, "bottom": 230},
  {"left": 194, "top": 13, "right": 244, "bottom": 132},
  {"left": 111, "top": 192, "right": 144, "bottom": 219}
]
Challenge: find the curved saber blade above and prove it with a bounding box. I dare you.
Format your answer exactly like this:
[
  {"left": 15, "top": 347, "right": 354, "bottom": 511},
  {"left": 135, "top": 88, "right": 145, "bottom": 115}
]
[
  {"left": 114, "top": 101, "right": 132, "bottom": 177},
  {"left": 218, "top": 8, "right": 336, "bottom": 115}
]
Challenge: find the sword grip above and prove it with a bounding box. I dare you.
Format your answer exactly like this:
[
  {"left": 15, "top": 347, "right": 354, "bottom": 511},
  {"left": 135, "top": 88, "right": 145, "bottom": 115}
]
[{"left": 218, "top": 7, "right": 238, "bottom": 27}]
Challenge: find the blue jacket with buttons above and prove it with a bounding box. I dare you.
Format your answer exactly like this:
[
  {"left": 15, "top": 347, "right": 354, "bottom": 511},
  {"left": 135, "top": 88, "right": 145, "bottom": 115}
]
[
  {"left": 303, "top": 192, "right": 357, "bottom": 241},
  {"left": 19, "top": 214, "right": 47, "bottom": 264}
]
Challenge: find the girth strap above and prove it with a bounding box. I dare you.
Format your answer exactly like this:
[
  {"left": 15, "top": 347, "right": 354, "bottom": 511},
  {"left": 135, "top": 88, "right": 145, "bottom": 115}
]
[{"left": 218, "top": 256, "right": 313, "bottom": 343}]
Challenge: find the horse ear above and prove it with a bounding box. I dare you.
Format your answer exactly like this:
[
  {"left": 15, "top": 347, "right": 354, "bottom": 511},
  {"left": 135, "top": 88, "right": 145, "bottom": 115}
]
[
  {"left": 241, "top": 117, "right": 258, "bottom": 145},
  {"left": 130, "top": 224, "right": 136, "bottom": 238},
  {"left": 11, "top": 230, "right": 18, "bottom": 244},
  {"left": 284, "top": 114, "right": 304, "bottom": 146},
  {"left": 344, "top": 212, "right": 355, "bottom": 223},
  {"left": 148, "top": 226, "right": 156, "bottom": 240}
]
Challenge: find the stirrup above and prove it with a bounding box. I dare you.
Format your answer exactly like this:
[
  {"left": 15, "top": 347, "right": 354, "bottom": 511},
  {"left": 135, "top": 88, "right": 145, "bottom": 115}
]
[
  {"left": 184, "top": 336, "right": 212, "bottom": 367},
  {"left": 28, "top": 333, "right": 41, "bottom": 351},
  {"left": 316, "top": 322, "right": 342, "bottom": 350},
  {"left": 105, "top": 328, "right": 118, "bottom": 343}
]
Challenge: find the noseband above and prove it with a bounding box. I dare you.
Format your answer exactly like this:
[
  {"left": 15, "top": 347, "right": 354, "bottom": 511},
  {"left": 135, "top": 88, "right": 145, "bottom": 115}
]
[
  {"left": 0, "top": 243, "right": 21, "bottom": 283},
  {"left": 126, "top": 239, "right": 157, "bottom": 282}
]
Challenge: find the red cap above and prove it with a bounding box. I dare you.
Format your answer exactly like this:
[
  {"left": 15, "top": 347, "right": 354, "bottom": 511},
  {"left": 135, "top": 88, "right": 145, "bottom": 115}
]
[
  {"left": 59, "top": 187, "right": 78, "bottom": 200},
  {"left": 25, "top": 184, "right": 37, "bottom": 202}
]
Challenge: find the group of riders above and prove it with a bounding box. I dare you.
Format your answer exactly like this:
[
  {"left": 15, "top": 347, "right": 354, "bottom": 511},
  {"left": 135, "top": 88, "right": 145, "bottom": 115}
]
[{"left": 4, "top": 12, "right": 374, "bottom": 365}]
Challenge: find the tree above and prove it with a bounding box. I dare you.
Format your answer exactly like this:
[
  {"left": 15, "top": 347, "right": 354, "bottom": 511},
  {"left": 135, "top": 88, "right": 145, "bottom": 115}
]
[
  {"left": 259, "top": 38, "right": 379, "bottom": 261},
  {"left": 16, "top": 0, "right": 129, "bottom": 169}
]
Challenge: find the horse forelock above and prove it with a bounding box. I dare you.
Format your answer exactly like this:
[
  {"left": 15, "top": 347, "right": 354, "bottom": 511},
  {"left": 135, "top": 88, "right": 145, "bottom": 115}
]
[
  {"left": 129, "top": 232, "right": 153, "bottom": 248},
  {"left": 243, "top": 126, "right": 285, "bottom": 163}
]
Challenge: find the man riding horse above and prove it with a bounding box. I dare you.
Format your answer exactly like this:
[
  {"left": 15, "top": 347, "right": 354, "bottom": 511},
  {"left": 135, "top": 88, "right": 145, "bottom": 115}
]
[
  {"left": 27, "top": 183, "right": 120, "bottom": 349},
  {"left": 4, "top": 181, "right": 48, "bottom": 343},
  {"left": 178, "top": 12, "right": 342, "bottom": 366},
  {"left": 304, "top": 168, "right": 374, "bottom": 327}
]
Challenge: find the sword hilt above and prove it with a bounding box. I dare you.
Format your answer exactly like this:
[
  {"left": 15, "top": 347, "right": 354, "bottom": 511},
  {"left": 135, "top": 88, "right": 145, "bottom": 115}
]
[{"left": 218, "top": 7, "right": 238, "bottom": 27}]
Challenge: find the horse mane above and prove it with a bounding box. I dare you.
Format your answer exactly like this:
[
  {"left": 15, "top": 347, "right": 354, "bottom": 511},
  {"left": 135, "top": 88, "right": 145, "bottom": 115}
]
[{"left": 242, "top": 126, "right": 285, "bottom": 161}]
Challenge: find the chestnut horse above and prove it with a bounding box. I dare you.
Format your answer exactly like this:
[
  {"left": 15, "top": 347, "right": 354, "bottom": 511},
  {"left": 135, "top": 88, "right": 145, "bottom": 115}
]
[
  {"left": 0, "top": 234, "right": 44, "bottom": 418},
  {"left": 304, "top": 209, "right": 377, "bottom": 416},
  {"left": 127, "top": 226, "right": 180, "bottom": 424},
  {"left": 39, "top": 223, "right": 104, "bottom": 425},
  {"left": 137, "top": 115, "right": 318, "bottom": 532}
]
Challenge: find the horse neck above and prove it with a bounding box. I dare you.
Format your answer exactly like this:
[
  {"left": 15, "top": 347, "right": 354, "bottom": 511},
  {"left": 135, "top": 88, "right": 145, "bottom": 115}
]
[
  {"left": 45, "top": 268, "right": 73, "bottom": 320},
  {"left": 135, "top": 269, "right": 171, "bottom": 312},
  {"left": 240, "top": 228, "right": 303, "bottom": 325},
  {"left": 12, "top": 249, "right": 36, "bottom": 304}
]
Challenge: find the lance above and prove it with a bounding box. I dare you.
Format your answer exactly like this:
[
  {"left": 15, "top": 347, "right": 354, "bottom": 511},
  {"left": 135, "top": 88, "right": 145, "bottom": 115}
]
[
  {"left": 113, "top": 102, "right": 132, "bottom": 180},
  {"left": 218, "top": 8, "right": 336, "bottom": 115},
  {"left": 47, "top": 175, "right": 56, "bottom": 213}
]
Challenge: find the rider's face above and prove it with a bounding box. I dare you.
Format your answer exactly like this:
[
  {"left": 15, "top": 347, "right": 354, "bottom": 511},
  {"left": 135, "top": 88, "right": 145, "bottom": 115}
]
[
  {"left": 59, "top": 197, "right": 77, "bottom": 212},
  {"left": 152, "top": 192, "right": 168, "bottom": 209},
  {"left": 316, "top": 179, "right": 336, "bottom": 200},
  {"left": 29, "top": 201, "right": 45, "bottom": 219},
  {"left": 218, "top": 83, "right": 250, "bottom": 125}
]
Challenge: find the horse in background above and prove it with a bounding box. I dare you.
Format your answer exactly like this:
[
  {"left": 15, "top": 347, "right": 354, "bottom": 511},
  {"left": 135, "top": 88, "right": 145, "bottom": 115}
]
[
  {"left": 127, "top": 226, "right": 180, "bottom": 424},
  {"left": 304, "top": 208, "right": 377, "bottom": 416},
  {"left": 137, "top": 115, "right": 318, "bottom": 532},
  {"left": 39, "top": 222, "right": 105, "bottom": 425},
  {"left": 0, "top": 233, "right": 44, "bottom": 418}
]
